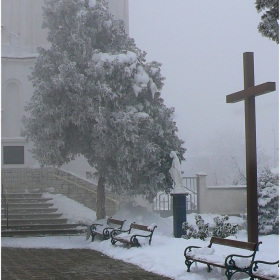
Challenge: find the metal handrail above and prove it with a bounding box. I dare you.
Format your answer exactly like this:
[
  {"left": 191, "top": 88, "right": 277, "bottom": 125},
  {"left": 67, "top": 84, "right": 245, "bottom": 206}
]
[
  {"left": 52, "top": 174, "right": 120, "bottom": 204},
  {"left": 183, "top": 177, "right": 198, "bottom": 211},
  {"left": 184, "top": 187, "right": 196, "bottom": 195}
]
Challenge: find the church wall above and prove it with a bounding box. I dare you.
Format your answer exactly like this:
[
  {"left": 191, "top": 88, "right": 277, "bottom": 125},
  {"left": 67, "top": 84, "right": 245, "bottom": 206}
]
[
  {"left": 1, "top": 0, "right": 49, "bottom": 55},
  {"left": 2, "top": 81, "right": 21, "bottom": 137},
  {"left": 1, "top": 0, "right": 129, "bottom": 178},
  {"left": 1, "top": 0, "right": 127, "bottom": 56},
  {"left": 1, "top": 57, "right": 35, "bottom": 129},
  {"left": 107, "top": 0, "right": 129, "bottom": 33},
  {"left": 1, "top": 57, "right": 38, "bottom": 168}
]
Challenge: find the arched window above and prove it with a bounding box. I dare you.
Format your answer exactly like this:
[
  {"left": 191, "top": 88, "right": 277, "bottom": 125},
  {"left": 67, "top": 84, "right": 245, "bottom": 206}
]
[{"left": 2, "top": 81, "right": 21, "bottom": 137}]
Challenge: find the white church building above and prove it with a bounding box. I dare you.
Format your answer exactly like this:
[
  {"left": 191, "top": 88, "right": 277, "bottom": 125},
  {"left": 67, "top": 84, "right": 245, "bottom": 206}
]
[{"left": 1, "top": 0, "right": 129, "bottom": 179}]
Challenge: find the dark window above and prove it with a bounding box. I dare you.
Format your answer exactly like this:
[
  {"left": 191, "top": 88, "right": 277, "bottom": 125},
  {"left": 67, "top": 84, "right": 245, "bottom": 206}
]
[{"left": 3, "top": 146, "right": 24, "bottom": 164}]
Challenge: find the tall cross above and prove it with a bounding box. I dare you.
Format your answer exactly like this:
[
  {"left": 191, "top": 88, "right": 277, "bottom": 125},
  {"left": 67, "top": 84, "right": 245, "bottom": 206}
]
[{"left": 226, "top": 52, "right": 276, "bottom": 243}]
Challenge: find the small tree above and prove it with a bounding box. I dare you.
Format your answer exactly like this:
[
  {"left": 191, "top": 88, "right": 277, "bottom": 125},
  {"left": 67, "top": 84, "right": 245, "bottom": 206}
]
[
  {"left": 255, "top": 0, "right": 279, "bottom": 44},
  {"left": 258, "top": 167, "right": 279, "bottom": 234},
  {"left": 22, "top": 0, "right": 185, "bottom": 219}
]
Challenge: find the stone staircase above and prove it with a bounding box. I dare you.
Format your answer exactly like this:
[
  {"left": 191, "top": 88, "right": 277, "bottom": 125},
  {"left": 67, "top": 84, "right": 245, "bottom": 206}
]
[{"left": 1, "top": 193, "right": 87, "bottom": 237}]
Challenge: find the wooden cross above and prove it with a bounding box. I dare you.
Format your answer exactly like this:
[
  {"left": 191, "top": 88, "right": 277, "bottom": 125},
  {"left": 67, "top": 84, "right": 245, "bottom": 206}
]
[{"left": 226, "top": 52, "right": 276, "bottom": 243}]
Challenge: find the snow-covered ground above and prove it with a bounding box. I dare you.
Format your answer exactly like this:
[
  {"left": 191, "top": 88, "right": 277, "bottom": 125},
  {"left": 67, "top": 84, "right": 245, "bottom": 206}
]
[{"left": 2, "top": 193, "right": 279, "bottom": 280}]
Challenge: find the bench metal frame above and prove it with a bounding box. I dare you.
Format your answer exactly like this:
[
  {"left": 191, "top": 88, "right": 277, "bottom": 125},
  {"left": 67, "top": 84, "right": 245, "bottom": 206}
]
[
  {"left": 249, "top": 259, "right": 279, "bottom": 280},
  {"left": 184, "top": 236, "right": 262, "bottom": 280},
  {"left": 89, "top": 217, "right": 126, "bottom": 241},
  {"left": 110, "top": 222, "right": 157, "bottom": 247}
]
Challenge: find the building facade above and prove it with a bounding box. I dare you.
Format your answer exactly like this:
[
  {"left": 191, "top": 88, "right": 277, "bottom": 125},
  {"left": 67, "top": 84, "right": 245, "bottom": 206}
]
[{"left": 1, "top": 0, "right": 129, "bottom": 180}]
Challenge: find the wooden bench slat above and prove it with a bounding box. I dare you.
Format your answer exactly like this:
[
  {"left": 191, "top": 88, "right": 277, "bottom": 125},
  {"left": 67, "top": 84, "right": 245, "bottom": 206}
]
[
  {"left": 211, "top": 236, "right": 258, "bottom": 251},
  {"left": 252, "top": 273, "right": 278, "bottom": 280},
  {"left": 113, "top": 237, "right": 131, "bottom": 244},
  {"left": 92, "top": 230, "right": 103, "bottom": 235},
  {"left": 189, "top": 256, "right": 225, "bottom": 269},
  {"left": 107, "top": 218, "right": 125, "bottom": 226},
  {"left": 130, "top": 223, "right": 150, "bottom": 231}
]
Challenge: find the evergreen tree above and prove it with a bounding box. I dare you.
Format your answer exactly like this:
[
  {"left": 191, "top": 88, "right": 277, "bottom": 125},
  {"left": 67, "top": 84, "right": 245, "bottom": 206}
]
[
  {"left": 258, "top": 167, "right": 279, "bottom": 234},
  {"left": 22, "top": 0, "right": 186, "bottom": 219},
  {"left": 255, "top": 0, "right": 279, "bottom": 44}
]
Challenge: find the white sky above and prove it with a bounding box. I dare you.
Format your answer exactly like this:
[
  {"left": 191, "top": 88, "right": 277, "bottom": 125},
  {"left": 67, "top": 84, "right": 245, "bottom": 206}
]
[
  {"left": 2, "top": 193, "right": 279, "bottom": 279},
  {"left": 128, "top": 1, "right": 279, "bottom": 170}
]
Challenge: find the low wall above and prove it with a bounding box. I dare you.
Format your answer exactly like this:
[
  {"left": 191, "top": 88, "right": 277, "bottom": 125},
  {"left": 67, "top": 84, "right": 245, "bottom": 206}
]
[
  {"left": 197, "top": 173, "right": 246, "bottom": 215},
  {"left": 1, "top": 167, "right": 125, "bottom": 216},
  {"left": 2, "top": 168, "right": 247, "bottom": 217}
]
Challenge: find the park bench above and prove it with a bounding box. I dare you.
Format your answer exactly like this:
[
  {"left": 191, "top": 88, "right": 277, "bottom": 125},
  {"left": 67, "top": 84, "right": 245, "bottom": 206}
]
[
  {"left": 184, "top": 236, "right": 262, "bottom": 280},
  {"left": 87, "top": 217, "right": 126, "bottom": 241},
  {"left": 250, "top": 259, "right": 279, "bottom": 280},
  {"left": 110, "top": 222, "right": 157, "bottom": 248}
]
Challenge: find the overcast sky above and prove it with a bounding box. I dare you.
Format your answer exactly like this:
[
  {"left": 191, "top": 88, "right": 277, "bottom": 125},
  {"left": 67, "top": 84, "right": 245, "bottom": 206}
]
[{"left": 128, "top": 0, "right": 279, "bottom": 172}]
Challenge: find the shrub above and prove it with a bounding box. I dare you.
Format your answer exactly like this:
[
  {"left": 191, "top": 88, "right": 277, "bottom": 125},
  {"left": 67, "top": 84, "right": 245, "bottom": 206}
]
[
  {"left": 258, "top": 167, "right": 279, "bottom": 235},
  {"left": 182, "top": 214, "right": 210, "bottom": 240},
  {"left": 212, "top": 215, "right": 239, "bottom": 238},
  {"left": 182, "top": 214, "right": 238, "bottom": 240}
]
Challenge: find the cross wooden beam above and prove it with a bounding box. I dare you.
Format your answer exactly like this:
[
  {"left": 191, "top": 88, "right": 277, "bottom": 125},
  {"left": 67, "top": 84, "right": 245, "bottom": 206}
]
[{"left": 226, "top": 52, "right": 276, "bottom": 243}]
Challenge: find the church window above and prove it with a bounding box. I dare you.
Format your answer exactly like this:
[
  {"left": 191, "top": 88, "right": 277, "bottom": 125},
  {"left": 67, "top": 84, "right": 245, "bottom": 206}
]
[{"left": 3, "top": 146, "right": 24, "bottom": 164}]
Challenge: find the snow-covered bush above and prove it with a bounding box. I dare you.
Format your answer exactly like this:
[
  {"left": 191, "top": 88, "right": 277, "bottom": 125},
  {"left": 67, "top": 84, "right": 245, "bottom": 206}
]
[
  {"left": 212, "top": 215, "right": 239, "bottom": 238},
  {"left": 182, "top": 223, "right": 199, "bottom": 240},
  {"left": 258, "top": 167, "right": 279, "bottom": 235},
  {"left": 182, "top": 214, "right": 239, "bottom": 240},
  {"left": 182, "top": 214, "right": 210, "bottom": 240}
]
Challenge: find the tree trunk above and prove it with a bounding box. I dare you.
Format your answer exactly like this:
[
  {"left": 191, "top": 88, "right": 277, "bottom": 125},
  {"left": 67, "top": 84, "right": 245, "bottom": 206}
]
[{"left": 96, "top": 176, "right": 106, "bottom": 220}]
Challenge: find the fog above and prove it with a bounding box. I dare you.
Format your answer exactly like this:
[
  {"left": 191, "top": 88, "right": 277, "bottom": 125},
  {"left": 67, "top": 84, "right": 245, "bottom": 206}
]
[{"left": 128, "top": 0, "right": 279, "bottom": 184}]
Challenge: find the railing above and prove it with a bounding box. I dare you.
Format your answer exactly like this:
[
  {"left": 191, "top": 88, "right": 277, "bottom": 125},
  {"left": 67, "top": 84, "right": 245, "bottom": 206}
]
[
  {"left": 1, "top": 184, "right": 9, "bottom": 228},
  {"left": 183, "top": 177, "right": 197, "bottom": 212},
  {"left": 52, "top": 174, "right": 121, "bottom": 213},
  {"left": 153, "top": 176, "right": 198, "bottom": 213},
  {"left": 154, "top": 192, "right": 171, "bottom": 211}
]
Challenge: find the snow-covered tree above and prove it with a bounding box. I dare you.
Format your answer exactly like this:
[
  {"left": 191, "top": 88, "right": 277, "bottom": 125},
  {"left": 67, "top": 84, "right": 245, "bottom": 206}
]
[
  {"left": 255, "top": 0, "right": 279, "bottom": 44},
  {"left": 258, "top": 167, "right": 279, "bottom": 234},
  {"left": 212, "top": 215, "right": 239, "bottom": 238},
  {"left": 22, "top": 0, "right": 186, "bottom": 219}
]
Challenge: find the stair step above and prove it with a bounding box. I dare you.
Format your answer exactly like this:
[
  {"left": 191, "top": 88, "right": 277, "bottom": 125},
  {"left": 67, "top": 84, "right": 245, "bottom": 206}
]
[
  {"left": 1, "top": 218, "right": 68, "bottom": 225},
  {"left": 4, "top": 198, "right": 53, "bottom": 203},
  {"left": 1, "top": 190, "right": 92, "bottom": 237},
  {"left": 2, "top": 208, "right": 58, "bottom": 214},
  {"left": 6, "top": 203, "right": 54, "bottom": 209},
  {"left": 5, "top": 193, "right": 43, "bottom": 198},
  {"left": 1, "top": 213, "right": 63, "bottom": 219},
  {"left": 1, "top": 228, "right": 87, "bottom": 237},
  {"left": 2, "top": 223, "right": 83, "bottom": 230}
]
